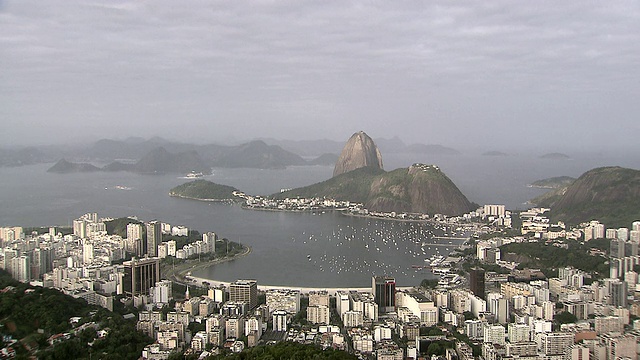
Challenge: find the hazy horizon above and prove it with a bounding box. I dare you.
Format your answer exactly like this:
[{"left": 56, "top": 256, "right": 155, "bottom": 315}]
[{"left": 2, "top": 1, "right": 639, "bottom": 152}]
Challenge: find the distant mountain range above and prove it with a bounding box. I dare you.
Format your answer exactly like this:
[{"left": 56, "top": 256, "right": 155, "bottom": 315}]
[
  {"left": 261, "top": 136, "right": 462, "bottom": 157},
  {"left": 47, "top": 147, "right": 213, "bottom": 175},
  {"left": 0, "top": 147, "right": 51, "bottom": 167}
]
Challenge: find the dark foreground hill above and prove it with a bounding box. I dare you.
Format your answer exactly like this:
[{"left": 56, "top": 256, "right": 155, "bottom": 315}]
[
  {"left": 531, "top": 166, "right": 640, "bottom": 227},
  {"left": 276, "top": 163, "right": 475, "bottom": 216}
]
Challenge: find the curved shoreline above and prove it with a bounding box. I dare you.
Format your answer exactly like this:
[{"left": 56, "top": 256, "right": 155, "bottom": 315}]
[
  {"left": 183, "top": 273, "right": 413, "bottom": 296},
  {"left": 169, "top": 193, "right": 238, "bottom": 203},
  {"left": 164, "top": 245, "right": 252, "bottom": 285},
  {"left": 172, "top": 246, "right": 416, "bottom": 294}
]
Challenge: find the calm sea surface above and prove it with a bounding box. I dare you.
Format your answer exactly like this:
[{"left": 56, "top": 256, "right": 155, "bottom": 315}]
[{"left": 1, "top": 152, "right": 638, "bottom": 287}]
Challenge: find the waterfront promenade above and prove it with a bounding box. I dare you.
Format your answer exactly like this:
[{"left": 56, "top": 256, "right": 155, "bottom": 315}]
[{"left": 183, "top": 274, "right": 412, "bottom": 296}]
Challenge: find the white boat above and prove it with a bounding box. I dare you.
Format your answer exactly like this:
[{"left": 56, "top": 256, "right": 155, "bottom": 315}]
[{"left": 186, "top": 171, "right": 204, "bottom": 178}]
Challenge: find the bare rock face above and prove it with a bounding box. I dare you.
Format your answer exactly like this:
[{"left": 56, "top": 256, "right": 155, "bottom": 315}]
[{"left": 333, "top": 131, "right": 384, "bottom": 177}]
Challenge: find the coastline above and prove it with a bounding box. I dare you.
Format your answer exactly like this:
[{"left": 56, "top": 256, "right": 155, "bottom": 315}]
[
  {"left": 163, "top": 244, "right": 252, "bottom": 285},
  {"left": 169, "top": 193, "right": 238, "bottom": 203},
  {"left": 168, "top": 242, "right": 417, "bottom": 295},
  {"left": 341, "top": 211, "right": 432, "bottom": 223},
  {"left": 183, "top": 274, "right": 413, "bottom": 296}
]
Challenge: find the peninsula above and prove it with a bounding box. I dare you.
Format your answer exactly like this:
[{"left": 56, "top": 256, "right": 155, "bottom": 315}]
[{"left": 169, "top": 179, "right": 239, "bottom": 201}]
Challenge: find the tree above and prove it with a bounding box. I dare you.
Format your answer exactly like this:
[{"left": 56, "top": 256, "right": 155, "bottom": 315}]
[
  {"left": 555, "top": 311, "right": 577, "bottom": 325},
  {"left": 427, "top": 342, "right": 442, "bottom": 356}
]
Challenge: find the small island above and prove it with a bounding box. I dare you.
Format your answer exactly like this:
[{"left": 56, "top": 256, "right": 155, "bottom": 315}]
[
  {"left": 540, "top": 152, "right": 570, "bottom": 160},
  {"left": 169, "top": 179, "right": 239, "bottom": 201}
]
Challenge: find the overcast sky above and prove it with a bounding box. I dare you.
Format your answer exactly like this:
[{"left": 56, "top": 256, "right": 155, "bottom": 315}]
[{"left": 2, "top": 1, "right": 639, "bottom": 150}]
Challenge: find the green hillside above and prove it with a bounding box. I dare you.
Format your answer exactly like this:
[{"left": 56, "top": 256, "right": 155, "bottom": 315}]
[
  {"left": 275, "top": 164, "right": 475, "bottom": 216},
  {"left": 169, "top": 179, "right": 238, "bottom": 200},
  {"left": 533, "top": 167, "right": 640, "bottom": 227}
]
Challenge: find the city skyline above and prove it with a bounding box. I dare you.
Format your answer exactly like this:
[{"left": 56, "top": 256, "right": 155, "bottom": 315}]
[{"left": 2, "top": 1, "right": 640, "bottom": 152}]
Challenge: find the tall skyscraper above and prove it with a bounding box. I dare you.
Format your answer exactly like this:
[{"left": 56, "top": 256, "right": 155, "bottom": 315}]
[
  {"left": 146, "top": 221, "right": 162, "bottom": 257},
  {"left": 10, "top": 256, "right": 30, "bottom": 282},
  {"left": 123, "top": 257, "right": 160, "bottom": 297},
  {"left": 82, "top": 240, "right": 94, "bottom": 265},
  {"left": 229, "top": 279, "right": 258, "bottom": 310},
  {"left": 610, "top": 280, "right": 627, "bottom": 308},
  {"left": 372, "top": 276, "right": 395, "bottom": 314},
  {"left": 127, "top": 223, "right": 143, "bottom": 242},
  {"left": 469, "top": 268, "right": 486, "bottom": 300}
]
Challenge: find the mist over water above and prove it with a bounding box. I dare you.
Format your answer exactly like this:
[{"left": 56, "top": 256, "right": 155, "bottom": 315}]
[{"left": 1, "top": 152, "right": 638, "bottom": 287}]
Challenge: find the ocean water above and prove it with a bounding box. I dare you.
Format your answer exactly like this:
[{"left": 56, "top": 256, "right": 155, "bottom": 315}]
[{"left": 1, "top": 151, "right": 638, "bottom": 287}]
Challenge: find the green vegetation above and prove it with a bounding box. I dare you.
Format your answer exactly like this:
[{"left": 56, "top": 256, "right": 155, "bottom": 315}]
[
  {"left": 105, "top": 217, "right": 144, "bottom": 238},
  {"left": 420, "top": 278, "right": 440, "bottom": 289},
  {"left": 529, "top": 176, "right": 575, "bottom": 189},
  {"left": 532, "top": 167, "right": 640, "bottom": 228},
  {"left": 0, "top": 271, "right": 89, "bottom": 339},
  {"left": 500, "top": 239, "right": 608, "bottom": 277},
  {"left": 274, "top": 166, "right": 384, "bottom": 204},
  {"left": 274, "top": 164, "right": 474, "bottom": 215},
  {"left": 0, "top": 269, "right": 152, "bottom": 359},
  {"left": 209, "top": 341, "right": 357, "bottom": 360},
  {"left": 169, "top": 180, "right": 238, "bottom": 200},
  {"left": 555, "top": 311, "right": 578, "bottom": 325}
]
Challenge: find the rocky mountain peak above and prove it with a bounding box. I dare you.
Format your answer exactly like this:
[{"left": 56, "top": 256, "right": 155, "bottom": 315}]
[{"left": 333, "top": 131, "right": 384, "bottom": 177}]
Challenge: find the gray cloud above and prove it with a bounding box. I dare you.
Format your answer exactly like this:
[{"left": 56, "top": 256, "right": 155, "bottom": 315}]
[{"left": 1, "top": 0, "right": 639, "bottom": 150}]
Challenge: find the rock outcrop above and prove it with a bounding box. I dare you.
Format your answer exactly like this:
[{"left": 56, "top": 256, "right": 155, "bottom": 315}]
[{"left": 333, "top": 131, "right": 383, "bottom": 177}]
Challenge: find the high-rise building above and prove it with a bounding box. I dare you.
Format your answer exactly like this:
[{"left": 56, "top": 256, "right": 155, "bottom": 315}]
[
  {"left": 309, "top": 290, "right": 330, "bottom": 307},
  {"left": 146, "top": 221, "right": 162, "bottom": 257},
  {"left": 82, "top": 240, "right": 94, "bottom": 265},
  {"left": 469, "top": 268, "right": 486, "bottom": 300},
  {"left": 483, "top": 324, "right": 506, "bottom": 346},
  {"left": 272, "top": 310, "right": 288, "bottom": 331},
  {"left": 610, "top": 280, "right": 627, "bottom": 308},
  {"left": 617, "top": 228, "right": 629, "bottom": 241},
  {"left": 265, "top": 289, "right": 300, "bottom": 315},
  {"left": 229, "top": 279, "right": 258, "bottom": 310},
  {"left": 372, "top": 276, "right": 395, "bottom": 314},
  {"left": 151, "top": 280, "right": 173, "bottom": 305},
  {"left": 336, "top": 291, "right": 350, "bottom": 317},
  {"left": 484, "top": 205, "right": 506, "bottom": 218},
  {"left": 123, "top": 257, "right": 160, "bottom": 297},
  {"left": 127, "top": 223, "right": 143, "bottom": 242},
  {"left": 167, "top": 240, "right": 176, "bottom": 257},
  {"left": 10, "top": 255, "right": 30, "bottom": 282},
  {"left": 538, "top": 332, "right": 573, "bottom": 356},
  {"left": 307, "top": 305, "right": 330, "bottom": 325},
  {"left": 202, "top": 232, "right": 216, "bottom": 253},
  {"left": 610, "top": 239, "right": 625, "bottom": 259},
  {"left": 73, "top": 219, "right": 88, "bottom": 239}
]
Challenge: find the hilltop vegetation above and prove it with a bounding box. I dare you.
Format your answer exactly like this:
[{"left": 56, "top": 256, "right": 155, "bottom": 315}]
[
  {"left": 531, "top": 167, "right": 640, "bottom": 227},
  {"left": 529, "top": 176, "right": 575, "bottom": 189},
  {"left": 169, "top": 180, "right": 238, "bottom": 200},
  {"left": 275, "top": 164, "right": 475, "bottom": 216},
  {"left": 500, "top": 239, "right": 609, "bottom": 278},
  {"left": 0, "top": 269, "right": 152, "bottom": 359}
]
